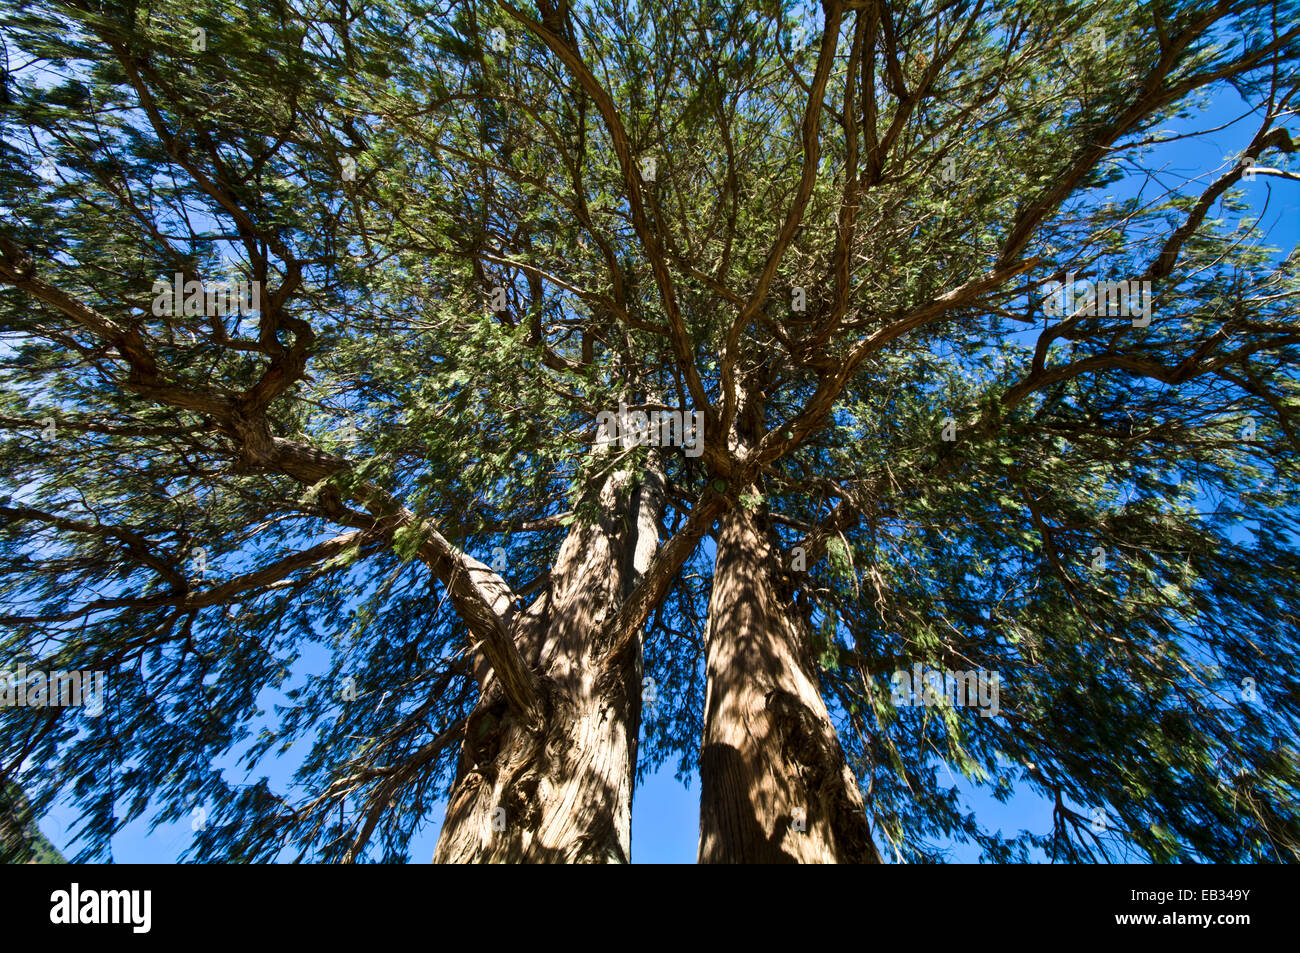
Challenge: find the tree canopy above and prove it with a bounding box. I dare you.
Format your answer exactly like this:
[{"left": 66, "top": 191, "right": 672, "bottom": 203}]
[{"left": 2, "top": 0, "right": 1299, "bottom": 863}]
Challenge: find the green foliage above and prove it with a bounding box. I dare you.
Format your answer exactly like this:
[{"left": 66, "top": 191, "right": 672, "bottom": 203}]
[{"left": 1, "top": 782, "right": 66, "bottom": 863}]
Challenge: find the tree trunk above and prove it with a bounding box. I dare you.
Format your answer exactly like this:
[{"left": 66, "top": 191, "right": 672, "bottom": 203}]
[
  {"left": 433, "top": 459, "right": 663, "bottom": 863},
  {"left": 697, "top": 497, "right": 882, "bottom": 864}
]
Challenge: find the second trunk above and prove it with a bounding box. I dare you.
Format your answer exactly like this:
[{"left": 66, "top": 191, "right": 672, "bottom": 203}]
[{"left": 697, "top": 498, "right": 881, "bottom": 863}]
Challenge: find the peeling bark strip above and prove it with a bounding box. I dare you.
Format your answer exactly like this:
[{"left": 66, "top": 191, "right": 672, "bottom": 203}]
[
  {"left": 698, "top": 500, "right": 881, "bottom": 864},
  {"left": 434, "top": 460, "right": 664, "bottom": 863}
]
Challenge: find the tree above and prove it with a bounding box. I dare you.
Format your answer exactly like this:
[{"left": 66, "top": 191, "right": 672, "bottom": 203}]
[
  {"left": 1, "top": 781, "right": 67, "bottom": 863},
  {"left": 1, "top": 0, "right": 1298, "bottom": 864}
]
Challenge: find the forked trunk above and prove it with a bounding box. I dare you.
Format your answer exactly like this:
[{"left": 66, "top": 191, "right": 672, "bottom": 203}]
[
  {"left": 698, "top": 498, "right": 882, "bottom": 864},
  {"left": 433, "top": 461, "right": 663, "bottom": 863}
]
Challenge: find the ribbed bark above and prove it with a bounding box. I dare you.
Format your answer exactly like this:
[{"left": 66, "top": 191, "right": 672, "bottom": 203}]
[
  {"left": 433, "top": 460, "right": 664, "bottom": 863},
  {"left": 697, "top": 498, "right": 882, "bottom": 864}
]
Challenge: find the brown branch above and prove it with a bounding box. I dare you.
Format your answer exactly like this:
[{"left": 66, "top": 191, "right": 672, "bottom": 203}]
[
  {"left": 501, "top": 0, "right": 714, "bottom": 431},
  {"left": 599, "top": 492, "right": 726, "bottom": 673},
  {"left": 0, "top": 242, "right": 543, "bottom": 725},
  {"left": 719, "top": 1, "right": 846, "bottom": 440}
]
